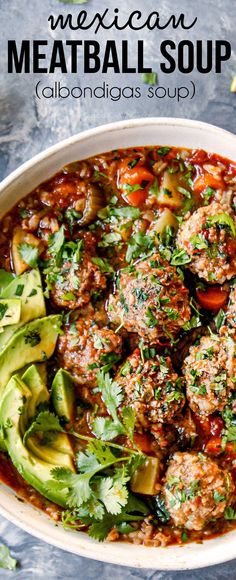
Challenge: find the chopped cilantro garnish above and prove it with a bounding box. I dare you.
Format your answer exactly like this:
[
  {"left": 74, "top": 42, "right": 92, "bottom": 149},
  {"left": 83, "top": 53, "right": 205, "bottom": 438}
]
[
  {"left": 149, "top": 178, "right": 159, "bottom": 196},
  {"left": 145, "top": 307, "right": 158, "bottom": 328},
  {"left": 128, "top": 158, "right": 140, "bottom": 169},
  {"left": 177, "top": 186, "right": 191, "bottom": 199},
  {"left": 91, "top": 257, "right": 114, "bottom": 274},
  {"left": 202, "top": 186, "right": 215, "bottom": 205},
  {"left": 215, "top": 308, "right": 226, "bottom": 331},
  {"left": 0, "top": 303, "right": 8, "bottom": 321},
  {"left": 224, "top": 506, "right": 236, "bottom": 520},
  {"left": 141, "top": 72, "right": 158, "bottom": 85},
  {"left": 28, "top": 288, "right": 37, "bottom": 297},
  {"left": 171, "top": 249, "right": 191, "bottom": 266},
  {"left": 0, "top": 544, "right": 17, "bottom": 571},
  {"left": 24, "top": 330, "right": 41, "bottom": 347},
  {"left": 157, "top": 147, "right": 171, "bottom": 156},
  {"left": 213, "top": 491, "right": 226, "bottom": 503},
  {"left": 18, "top": 243, "right": 39, "bottom": 267},
  {"left": 206, "top": 213, "right": 236, "bottom": 237}
]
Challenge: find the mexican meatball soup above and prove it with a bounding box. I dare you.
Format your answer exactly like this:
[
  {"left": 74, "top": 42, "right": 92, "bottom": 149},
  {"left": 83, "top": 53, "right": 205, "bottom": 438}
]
[{"left": 0, "top": 145, "right": 236, "bottom": 547}]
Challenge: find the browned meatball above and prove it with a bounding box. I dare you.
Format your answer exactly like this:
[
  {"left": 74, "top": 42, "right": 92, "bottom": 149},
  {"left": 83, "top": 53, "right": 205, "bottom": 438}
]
[
  {"left": 115, "top": 348, "right": 185, "bottom": 429},
  {"left": 107, "top": 253, "right": 190, "bottom": 343},
  {"left": 50, "top": 232, "right": 106, "bottom": 310},
  {"left": 163, "top": 452, "right": 234, "bottom": 530},
  {"left": 183, "top": 334, "right": 236, "bottom": 416},
  {"left": 176, "top": 202, "right": 236, "bottom": 283},
  {"left": 58, "top": 316, "right": 122, "bottom": 388}
]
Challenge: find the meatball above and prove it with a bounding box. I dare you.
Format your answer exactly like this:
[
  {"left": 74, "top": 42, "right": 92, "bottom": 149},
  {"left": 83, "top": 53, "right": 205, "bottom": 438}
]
[
  {"left": 176, "top": 202, "right": 236, "bottom": 283},
  {"left": 50, "top": 232, "right": 106, "bottom": 310},
  {"left": 115, "top": 348, "right": 185, "bottom": 428},
  {"left": 183, "top": 334, "right": 236, "bottom": 416},
  {"left": 163, "top": 452, "right": 234, "bottom": 530},
  {"left": 58, "top": 316, "right": 122, "bottom": 388},
  {"left": 107, "top": 253, "right": 190, "bottom": 343}
]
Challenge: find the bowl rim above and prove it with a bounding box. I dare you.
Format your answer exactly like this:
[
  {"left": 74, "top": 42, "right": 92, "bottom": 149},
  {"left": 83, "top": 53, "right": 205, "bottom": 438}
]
[
  {"left": 1, "top": 117, "right": 235, "bottom": 193},
  {"left": 0, "top": 117, "right": 236, "bottom": 570}
]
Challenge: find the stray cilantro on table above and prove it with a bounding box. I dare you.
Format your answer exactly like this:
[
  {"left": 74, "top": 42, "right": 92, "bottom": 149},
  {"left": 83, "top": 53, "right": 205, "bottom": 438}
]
[
  {"left": 141, "top": 72, "right": 158, "bottom": 85},
  {"left": 0, "top": 544, "right": 17, "bottom": 571}
]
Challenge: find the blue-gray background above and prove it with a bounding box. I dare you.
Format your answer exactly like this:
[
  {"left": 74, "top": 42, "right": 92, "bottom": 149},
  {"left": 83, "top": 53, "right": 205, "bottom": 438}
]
[{"left": 0, "top": 0, "right": 235, "bottom": 577}]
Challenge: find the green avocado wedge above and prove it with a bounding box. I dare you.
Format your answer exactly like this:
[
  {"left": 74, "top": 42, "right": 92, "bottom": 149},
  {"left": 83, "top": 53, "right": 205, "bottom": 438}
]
[
  {"left": 0, "top": 269, "right": 46, "bottom": 352},
  {"left": 0, "top": 315, "right": 61, "bottom": 397},
  {"left": 0, "top": 299, "right": 21, "bottom": 327},
  {"left": 0, "top": 376, "right": 73, "bottom": 507},
  {"left": 22, "top": 364, "right": 49, "bottom": 420},
  {"left": 51, "top": 369, "right": 75, "bottom": 423}
]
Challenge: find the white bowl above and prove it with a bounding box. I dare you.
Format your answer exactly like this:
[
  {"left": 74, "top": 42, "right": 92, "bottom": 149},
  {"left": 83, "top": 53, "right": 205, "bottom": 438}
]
[{"left": 0, "top": 118, "right": 236, "bottom": 570}]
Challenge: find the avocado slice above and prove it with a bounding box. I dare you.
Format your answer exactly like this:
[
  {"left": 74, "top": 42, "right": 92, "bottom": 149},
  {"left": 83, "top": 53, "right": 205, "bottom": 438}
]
[
  {"left": 0, "top": 269, "right": 14, "bottom": 294},
  {"left": 0, "top": 376, "right": 73, "bottom": 507},
  {"left": 27, "top": 435, "right": 74, "bottom": 469},
  {"left": 49, "top": 432, "right": 74, "bottom": 457},
  {"left": 0, "top": 299, "right": 21, "bottom": 327},
  {"left": 22, "top": 365, "right": 74, "bottom": 466},
  {"left": 22, "top": 364, "right": 49, "bottom": 420},
  {"left": 0, "top": 315, "right": 61, "bottom": 397},
  {"left": 51, "top": 369, "right": 75, "bottom": 423},
  {"left": 0, "top": 269, "right": 46, "bottom": 352}
]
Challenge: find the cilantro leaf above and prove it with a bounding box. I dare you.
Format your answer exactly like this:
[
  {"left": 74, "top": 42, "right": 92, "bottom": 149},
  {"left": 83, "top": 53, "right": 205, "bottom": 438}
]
[
  {"left": 23, "top": 411, "right": 63, "bottom": 443},
  {"left": 86, "top": 439, "right": 121, "bottom": 466},
  {"left": 48, "top": 226, "right": 65, "bottom": 258},
  {"left": 18, "top": 243, "right": 39, "bottom": 267},
  {"left": 95, "top": 477, "right": 128, "bottom": 515},
  {"left": 112, "top": 207, "right": 140, "bottom": 219},
  {"left": 206, "top": 213, "right": 236, "bottom": 237},
  {"left": 171, "top": 249, "right": 191, "bottom": 266},
  {"left": 49, "top": 439, "right": 132, "bottom": 511},
  {"left": 87, "top": 492, "right": 149, "bottom": 541},
  {"left": 50, "top": 468, "right": 91, "bottom": 507},
  {"left": 224, "top": 506, "right": 236, "bottom": 520},
  {"left": 96, "top": 372, "right": 124, "bottom": 423},
  {"left": 0, "top": 303, "right": 8, "bottom": 321},
  {"left": 93, "top": 417, "right": 124, "bottom": 441},
  {"left": 91, "top": 257, "right": 114, "bottom": 274},
  {"left": 0, "top": 544, "right": 17, "bottom": 570},
  {"left": 126, "top": 232, "right": 154, "bottom": 263},
  {"left": 121, "top": 407, "right": 136, "bottom": 441},
  {"left": 141, "top": 72, "right": 158, "bottom": 85},
  {"left": 215, "top": 308, "right": 226, "bottom": 331}
]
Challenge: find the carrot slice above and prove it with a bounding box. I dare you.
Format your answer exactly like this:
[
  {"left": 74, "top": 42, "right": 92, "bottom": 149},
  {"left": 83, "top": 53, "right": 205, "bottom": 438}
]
[
  {"left": 194, "top": 173, "right": 224, "bottom": 193},
  {"left": 196, "top": 287, "right": 228, "bottom": 311},
  {"left": 118, "top": 162, "right": 154, "bottom": 207}
]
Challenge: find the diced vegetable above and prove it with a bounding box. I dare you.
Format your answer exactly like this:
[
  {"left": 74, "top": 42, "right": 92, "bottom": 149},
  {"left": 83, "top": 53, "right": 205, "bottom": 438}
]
[
  {"left": 12, "top": 227, "right": 44, "bottom": 275},
  {"left": 194, "top": 173, "right": 224, "bottom": 194},
  {"left": 130, "top": 456, "right": 160, "bottom": 495},
  {"left": 158, "top": 171, "right": 185, "bottom": 209},
  {"left": 77, "top": 184, "right": 105, "bottom": 226},
  {"left": 196, "top": 287, "right": 229, "bottom": 311},
  {"left": 148, "top": 208, "right": 178, "bottom": 237},
  {"left": 205, "top": 436, "right": 236, "bottom": 457},
  {"left": 118, "top": 160, "right": 154, "bottom": 206}
]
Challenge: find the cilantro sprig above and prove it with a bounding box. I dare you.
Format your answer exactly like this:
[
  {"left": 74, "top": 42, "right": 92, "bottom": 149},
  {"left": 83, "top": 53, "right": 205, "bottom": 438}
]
[
  {"left": 0, "top": 544, "right": 17, "bottom": 571},
  {"left": 18, "top": 243, "right": 39, "bottom": 268},
  {"left": 93, "top": 372, "right": 136, "bottom": 442}
]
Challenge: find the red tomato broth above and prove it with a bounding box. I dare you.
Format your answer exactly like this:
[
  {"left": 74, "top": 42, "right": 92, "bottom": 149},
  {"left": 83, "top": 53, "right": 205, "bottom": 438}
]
[{"left": 0, "top": 145, "right": 236, "bottom": 547}]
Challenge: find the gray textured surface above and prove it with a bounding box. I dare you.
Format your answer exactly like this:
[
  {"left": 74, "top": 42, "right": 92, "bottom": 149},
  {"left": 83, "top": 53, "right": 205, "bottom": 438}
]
[{"left": 0, "top": 0, "right": 236, "bottom": 577}]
